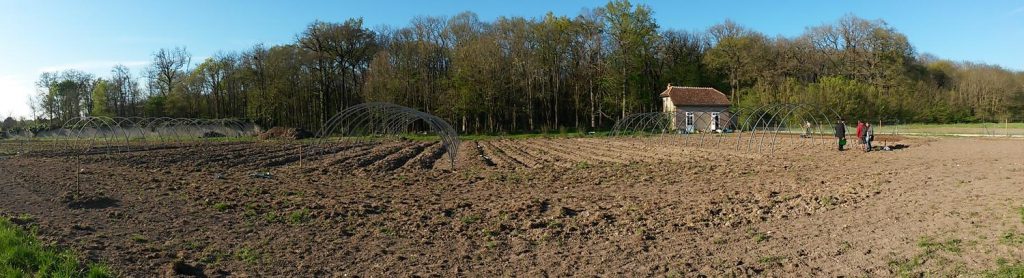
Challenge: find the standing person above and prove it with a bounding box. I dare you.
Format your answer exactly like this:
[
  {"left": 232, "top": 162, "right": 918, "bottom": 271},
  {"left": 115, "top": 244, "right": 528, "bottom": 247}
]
[
  {"left": 834, "top": 117, "right": 846, "bottom": 151},
  {"left": 864, "top": 122, "right": 874, "bottom": 152},
  {"left": 855, "top": 121, "right": 864, "bottom": 145},
  {"left": 802, "top": 121, "right": 812, "bottom": 138}
]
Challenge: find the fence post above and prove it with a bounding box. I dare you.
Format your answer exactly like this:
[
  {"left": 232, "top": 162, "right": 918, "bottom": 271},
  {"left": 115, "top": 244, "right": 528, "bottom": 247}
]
[{"left": 896, "top": 119, "right": 900, "bottom": 136}]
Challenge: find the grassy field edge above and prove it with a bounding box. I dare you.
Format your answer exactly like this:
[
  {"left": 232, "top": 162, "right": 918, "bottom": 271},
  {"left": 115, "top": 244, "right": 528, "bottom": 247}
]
[{"left": 0, "top": 216, "right": 113, "bottom": 277}]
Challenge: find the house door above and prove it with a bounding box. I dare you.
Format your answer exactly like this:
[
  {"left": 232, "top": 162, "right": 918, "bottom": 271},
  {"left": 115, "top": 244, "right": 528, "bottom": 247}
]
[
  {"left": 711, "top": 112, "right": 719, "bottom": 131},
  {"left": 685, "top": 112, "right": 695, "bottom": 133}
]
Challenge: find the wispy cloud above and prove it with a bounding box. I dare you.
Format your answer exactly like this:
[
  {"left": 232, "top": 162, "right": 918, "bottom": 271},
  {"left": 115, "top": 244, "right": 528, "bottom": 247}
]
[{"left": 37, "top": 60, "right": 149, "bottom": 73}]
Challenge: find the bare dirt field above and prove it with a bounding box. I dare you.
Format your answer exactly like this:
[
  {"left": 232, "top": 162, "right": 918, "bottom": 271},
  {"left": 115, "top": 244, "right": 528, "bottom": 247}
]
[{"left": 0, "top": 135, "right": 1022, "bottom": 276}]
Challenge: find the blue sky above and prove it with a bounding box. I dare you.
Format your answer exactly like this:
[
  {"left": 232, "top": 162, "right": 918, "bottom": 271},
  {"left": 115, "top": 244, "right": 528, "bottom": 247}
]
[{"left": 1, "top": 0, "right": 1022, "bottom": 118}]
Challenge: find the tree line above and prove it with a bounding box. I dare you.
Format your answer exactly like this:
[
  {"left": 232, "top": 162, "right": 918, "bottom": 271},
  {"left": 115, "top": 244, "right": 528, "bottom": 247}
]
[{"left": 28, "top": 0, "right": 1024, "bottom": 134}]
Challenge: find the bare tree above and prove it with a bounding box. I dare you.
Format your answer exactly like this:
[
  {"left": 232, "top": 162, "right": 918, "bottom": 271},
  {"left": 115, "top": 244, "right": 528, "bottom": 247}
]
[{"left": 150, "top": 47, "right": 192, "bottom": 97}]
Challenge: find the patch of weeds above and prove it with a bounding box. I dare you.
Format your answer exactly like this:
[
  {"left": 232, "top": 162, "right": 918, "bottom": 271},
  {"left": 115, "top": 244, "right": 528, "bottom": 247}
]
[
  {"left": 486, "top": 172, "right": 500, "bottom": 181},
  {"left": 287, "top": 208, "right": 310, "bottom": 225},
  {"left": 753, "top": 233, "right": 769, "bottom": 243},
  {"left": 838, "top": 241, "right": 853, "bottom": 254},
  {"left": 262, "top": 211, "right": 281, "bottom": 223},
  {"left": 917, "top": 237, "right": 962, "bottom": 253},
  {"left": 508, "top": 172, "right": 524, "bottom": 184},
  {"left": 481, "top": 229, "right": 499, "bottom": 238},
  {"left": 460, "top": 215, "right": 481, "bottom": 225},
  {"left": 212, "top": 202, "right": 230, "bottom": 212},
  {"left": 546, "top": 219, "right": 563, "bottom": 229},
  {"left": 130, "top": 234, "right": 148, "bottom": 243},
  {"left": 85, "top": 264, "right": 113, "bottom": 278},
  {"left": 458, "top": 169, "right": 479, "bottom": 180},
  {"left": 0, "top": 217, "right": 114, "bottom": 277},
  {"left": 758, "top": 255, "right": 786, "bottom": 265},
  {"left": 634, "top": 228, "right": 647, "bottom": 236},
  {"left": 378, "top": 227, "right": 396, "bottom": 236},
  {"left": 574, "top": 161, "right": 590, "bottom": 169},
  {"left": 890, "top": 236, "right": 965, "bottom": 276},
  {"left": 234, "top": 248, "right": 261, "bottom": 265},
  {"left": 999, "top": 231, "right": 1024, "bottom": 245},
  {"left": 985, "top": 258, "right": 1024, "bottom": 277},
  {"left": 184, "top": 240, "right": 205, "bottom": 250},
  {"left": 712, "top": 237, "right": 728, "bottom": 245},
  {"left": 1018, "top": 206, "right": 1024, "bottom": 224},
  {"left": 199, "top": 249, "right": 229, "bottom": 265},
  {"left": 14, "top": 213, "right": 34, "bottom": 223},
  {"left": 748, "top": 230, "right": 769, "bottom": 243},
  {"left": 484, "top": 240, "right": 500, "bottom": 249},
  {"left": 888, "top": 256, "right": 924, "bottom": 278},
  {"left": 279, "top": 198, "right": 295, "bottom": 208},
  {"left": 243, "top": 204, "right": 259, "bottom": 218},
  {"left": 817, "top": 196, "right": 838, "bottom": 207}
]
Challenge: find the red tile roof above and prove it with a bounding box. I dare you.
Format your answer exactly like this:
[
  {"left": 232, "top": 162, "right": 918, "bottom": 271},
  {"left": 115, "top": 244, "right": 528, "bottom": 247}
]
[{"left": 660, "top": 86, "right": 730, "bottom": 106}]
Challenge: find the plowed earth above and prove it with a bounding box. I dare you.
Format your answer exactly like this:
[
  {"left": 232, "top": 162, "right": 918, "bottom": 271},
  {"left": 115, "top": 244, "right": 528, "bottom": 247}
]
[{"left": 0, "top": 136, "right": 1022, "bottom": 277}]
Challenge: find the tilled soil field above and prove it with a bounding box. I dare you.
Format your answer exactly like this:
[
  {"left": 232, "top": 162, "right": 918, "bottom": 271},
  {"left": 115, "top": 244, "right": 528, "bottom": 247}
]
[{"left": 0, "top": 136, "right": 1023, "bottom": 276}]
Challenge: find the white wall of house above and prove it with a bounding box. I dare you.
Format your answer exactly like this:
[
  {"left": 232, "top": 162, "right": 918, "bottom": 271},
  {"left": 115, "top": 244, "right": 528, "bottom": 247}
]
[
  {"left": 669, "top": 106, "right": 730, "bottom": 132},
  {"left": 662, "top": 97, "right": 675, "bottom": 113}
]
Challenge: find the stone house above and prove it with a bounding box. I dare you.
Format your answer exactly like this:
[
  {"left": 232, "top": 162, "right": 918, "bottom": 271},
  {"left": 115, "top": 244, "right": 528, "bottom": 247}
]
[{"left": 660, "top": 84, "right": 731, "bottom": 133}]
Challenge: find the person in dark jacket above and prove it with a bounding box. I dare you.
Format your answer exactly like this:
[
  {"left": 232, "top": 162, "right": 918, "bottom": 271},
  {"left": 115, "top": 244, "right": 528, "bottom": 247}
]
[
  {"left": 863, "top": 122, "right": 874, "bottom": 152},
  {"left": 834, "top": 118, "right": 846, "bottom": 151}
]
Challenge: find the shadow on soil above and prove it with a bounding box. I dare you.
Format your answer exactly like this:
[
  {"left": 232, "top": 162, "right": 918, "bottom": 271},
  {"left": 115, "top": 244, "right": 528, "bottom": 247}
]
[{"left": 66, "top": 196, "right": 121, "bottom": 209}]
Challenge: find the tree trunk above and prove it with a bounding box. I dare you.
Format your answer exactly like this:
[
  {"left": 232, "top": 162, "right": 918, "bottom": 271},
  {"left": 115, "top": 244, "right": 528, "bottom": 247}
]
[
  {"left": 590, "top": 79, "right": 596, "bottom": 129},
  {"left": 621, "top": 63, "right": 627, "bottom": 120}
]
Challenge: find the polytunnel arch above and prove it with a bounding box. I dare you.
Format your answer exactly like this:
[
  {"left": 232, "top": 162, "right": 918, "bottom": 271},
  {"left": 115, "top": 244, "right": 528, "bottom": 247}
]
[
  {"left": 32, "top": 117, "right": 254, "bottom": 158},
  {"left": 611, "top": 103, "right": 841, "bottom": 154},
  {"left": 741, "top": 103, "right": 837, "bottom": 153},
  {"left": 742, "top": 103, "right": 842, "bottom": 154},
  {"left": 67, "top": 117, "right": 130, "bottom": 155},
  {"left": 314, "top": 102, "right": 460, "bottom": 168}
]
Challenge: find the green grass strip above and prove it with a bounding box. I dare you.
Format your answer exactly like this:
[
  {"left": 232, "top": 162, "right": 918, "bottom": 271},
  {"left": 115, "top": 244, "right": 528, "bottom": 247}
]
[{"left": 0, "top": 217, "right": 113, "bottom": 277}]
